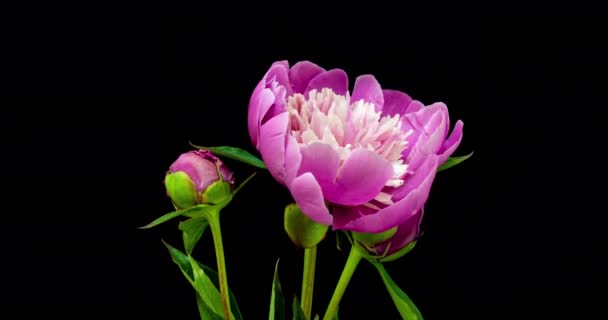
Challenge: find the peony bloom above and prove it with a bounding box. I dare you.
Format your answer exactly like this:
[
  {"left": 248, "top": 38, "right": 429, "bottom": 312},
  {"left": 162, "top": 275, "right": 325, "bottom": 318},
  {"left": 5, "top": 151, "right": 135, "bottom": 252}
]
[
  {"left": 248, "top": 61, "right": 462, "bottom": 233},
  {"left": 165, "top": 150, "right": 234, "bottom": 209}
]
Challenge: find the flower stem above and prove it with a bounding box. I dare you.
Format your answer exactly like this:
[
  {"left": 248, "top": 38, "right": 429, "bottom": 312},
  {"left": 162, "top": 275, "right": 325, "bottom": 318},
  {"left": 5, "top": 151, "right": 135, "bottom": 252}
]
[
  {"left": 208, "top": 211, "right": 232, "bottom": 320},
  {"left": 301, "top": 246, "right": 317, "bottom": 319},
  {"left": 322, "top": 246, "right": 363, "bottom": 320}
]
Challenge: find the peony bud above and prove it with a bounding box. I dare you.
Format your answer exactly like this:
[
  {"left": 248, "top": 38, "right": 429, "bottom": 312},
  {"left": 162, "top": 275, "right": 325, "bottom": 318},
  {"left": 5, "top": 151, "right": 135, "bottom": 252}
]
[
  {"left": 353, "top": 209, "right": 425, "bottom": 262},
  {"left": 165, "top": 150, "right": 234, "bottom": 209}
]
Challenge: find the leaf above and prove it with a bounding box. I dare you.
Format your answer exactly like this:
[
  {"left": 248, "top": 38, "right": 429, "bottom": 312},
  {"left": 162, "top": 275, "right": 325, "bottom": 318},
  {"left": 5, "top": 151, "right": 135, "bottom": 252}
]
[
  {"left": 196, "top": 294, "right": 224, "bottom": 320},
  {"left": 369, "top": 261, "right": 423, "bottom": 320},
  {"left": 179, "top": 217, "right": 209, "bottom": 255},
  {"left": 291, "top": 296, "right": 307, "bottom": 320},
  {"left": 284, "top": 203, "right": 329, "bottom": 248},
  {"left": 189, "top": 255, "right": 230, "bottom": 318},
  {"left": 163, "top": 241, "right": 243, "bottom": 320},
  {"left": 269, "top": 260, "right": 285, "bottom": 320},
  {"left": 232, "top": 172, "right": 257, "bottom": 196},
  {"left": 198, "top": 264, "right": 244, "bottom": 320},
  {"left": 139, "top": 205, "right": 208, "bottom": 229},
  {"left": 190, "top": 143, "right": 267, "bottom": 169},
  {"left": 437, "top": 152, "right": 473, "bottom": 172}
]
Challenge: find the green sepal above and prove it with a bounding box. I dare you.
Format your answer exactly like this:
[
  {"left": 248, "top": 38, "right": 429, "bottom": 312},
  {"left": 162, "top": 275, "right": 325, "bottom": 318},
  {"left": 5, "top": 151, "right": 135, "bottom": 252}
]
[
  {"left": 178, "top": 217, "right": 209, "bottom": 255},
  {"left": 352, "top": 227, "right": 398, "bottom": 247},
  {"left": 202, "top": 180, "right": 233, "bottom": 206},
  {"left": 437, "top": 152, "right": 473, "bottom": 172},
  {"left": 165, "top": 171, "right": 199, "bottom": 209},
  {"left": 379, "top": 240, "right": 418, "bottom": 263},
  {"left": 368, "top": 260, "right": 424, "bottom": 320},
  {"left": 163, "top": 240, "right": 243, "bottom": 320},
  {"left": 269, "top": 259, "right": 285, "bottom": 320},
  {"left": 190, "top": 143, "right": 267, "bottom": 169},
  {"left": 284, "top": 203, "right": 329, "bottom": 248}
]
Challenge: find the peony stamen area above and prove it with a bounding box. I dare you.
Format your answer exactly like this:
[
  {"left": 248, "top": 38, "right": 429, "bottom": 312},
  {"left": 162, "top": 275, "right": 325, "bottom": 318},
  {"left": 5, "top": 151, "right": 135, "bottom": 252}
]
[{"left": 286, "top": 88, "right": 412, "bottom": 196}]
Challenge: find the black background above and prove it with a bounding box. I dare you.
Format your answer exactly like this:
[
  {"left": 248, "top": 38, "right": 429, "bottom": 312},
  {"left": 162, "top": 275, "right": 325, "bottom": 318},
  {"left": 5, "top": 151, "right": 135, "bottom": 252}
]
[{"left": 1, "top": 11, "right": 606, "bottom": 319}]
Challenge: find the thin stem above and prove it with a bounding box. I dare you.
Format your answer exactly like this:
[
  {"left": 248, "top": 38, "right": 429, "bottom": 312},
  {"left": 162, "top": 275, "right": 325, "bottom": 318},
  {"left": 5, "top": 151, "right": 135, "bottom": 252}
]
[
  {"left": 208, "top": 211, "right": 232, "bottom": 320},
  {"left": 301, "top": 246, "right": 317, "bottom": 319},
  {"left": 322, "top": 246, "right": 363, "bottom": 320}
]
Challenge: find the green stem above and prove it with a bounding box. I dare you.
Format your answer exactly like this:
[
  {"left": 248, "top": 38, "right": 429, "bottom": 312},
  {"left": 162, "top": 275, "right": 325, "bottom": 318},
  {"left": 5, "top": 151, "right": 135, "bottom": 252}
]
[
  {"left": 322, "top": 246, "right": 363, "bottom": 320},
  {"left": 208, "top": 211, "right": 232, "bottom": 320},
  {"left": 301, "top": 246, "right": 317, "bottom": 319}
]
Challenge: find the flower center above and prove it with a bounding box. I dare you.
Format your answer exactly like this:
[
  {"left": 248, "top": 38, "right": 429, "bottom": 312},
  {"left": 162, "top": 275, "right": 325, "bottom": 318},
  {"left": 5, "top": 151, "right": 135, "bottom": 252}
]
[{"left": 286, "top": 88, "right": 411, "bottom": 196}]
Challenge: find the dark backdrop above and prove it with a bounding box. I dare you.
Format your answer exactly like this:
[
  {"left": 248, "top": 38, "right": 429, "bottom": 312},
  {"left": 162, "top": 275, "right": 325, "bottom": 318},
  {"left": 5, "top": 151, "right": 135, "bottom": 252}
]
[{"left": 1, "top": 12, "right": 605, "bottom": 319}]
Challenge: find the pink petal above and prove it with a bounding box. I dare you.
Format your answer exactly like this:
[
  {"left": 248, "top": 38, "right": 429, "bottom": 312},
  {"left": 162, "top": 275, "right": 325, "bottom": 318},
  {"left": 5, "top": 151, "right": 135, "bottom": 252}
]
[
  {"left": 305, "top": 69, "right": 349, "bottom": 96},
  {"left": 381, "top": 89, "right": 412, "bottom": 116},
  {"left": 247, "top": 81, "right": 275, "bottom": 148},
  {"left": 297, "top": 143, "right": 341, "bottom": 191},
  {"left": 438, "top": 120, "right": 464, "bottom": 164},
  {"left": 266, "top": 61, "right": 292, "bottom": 96},
  {"left": 284, "top": 134, "right": 302, "bottom": 186},
  {"left": 336, "top": 155, "right": 438, "bottom": 233},
  {"left": 289, "top": 172, "right": 334, "bottom": 225},
  {"left": 324, "top": 148, "right": 393, "bottom": 206},
  {"left": 404, "top": 100, "right": 424, "bottom": 114},
  {"left": 289, "top": 61, "right": 325, "bottom": 94},
  {"left": 332, "top": 204, "right": 375, "bottom": 230},
  {"left": 352, "top": 75, "right": 384, "bottom": 111},
  {"left": 259, "top": 112, "right": 289, "bottom": 185}
]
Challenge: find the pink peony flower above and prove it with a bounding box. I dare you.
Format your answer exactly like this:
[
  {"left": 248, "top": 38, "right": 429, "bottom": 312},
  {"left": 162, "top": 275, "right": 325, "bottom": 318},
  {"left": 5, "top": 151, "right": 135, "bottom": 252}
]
[{"left": 248, "top": 61, "right": 463, "bottom": 233}]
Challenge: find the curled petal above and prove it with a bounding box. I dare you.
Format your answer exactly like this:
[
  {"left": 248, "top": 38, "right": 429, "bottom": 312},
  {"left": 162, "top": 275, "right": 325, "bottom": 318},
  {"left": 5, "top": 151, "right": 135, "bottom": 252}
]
[
  {"left": 352, "top": 75, "right": 384, "bottom": 112},
  {"left": 289, "top": 61, "right": 325, "bottom": 94},
  {"left": 306, "top": 69, "right": 349, "bottom": 96},
  {"left": 259, "top": 112, "right": 289, "bottom": 184},
  {"left": 247, "top": 82, "right": 275, "bottom": 148},
  {"left": 265, "top": 61, "right": 292, "bottom": 96},
  {"left": 284, "top": 134, "right": 302, "bottom": 186},
  {"left": 297, "top": 143, "right": 341, "bottom": 190},
  {"left": 438, "top": 120, "right": 464, "bottom": 164},
  {"left": 335, "top": 155, "right": 438, "bottom": 233},
  {"left": 289, "top": 172, "right": 334, "bottom": 225},
  {"left": 323, "top": 148, "right": 393, "bottom": 206}
]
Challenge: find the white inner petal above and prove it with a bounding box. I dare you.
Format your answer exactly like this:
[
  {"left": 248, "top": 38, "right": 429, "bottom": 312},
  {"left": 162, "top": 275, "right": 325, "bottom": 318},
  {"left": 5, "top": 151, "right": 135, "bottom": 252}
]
[{"left": 287, "top": 88, "right": 410, "bottom": 203}]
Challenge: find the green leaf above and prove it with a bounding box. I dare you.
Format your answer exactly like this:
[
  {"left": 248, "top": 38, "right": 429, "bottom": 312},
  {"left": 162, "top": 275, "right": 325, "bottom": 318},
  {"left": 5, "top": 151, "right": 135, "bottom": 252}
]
[
  {"left": 198, "top": 264, "right": 244, "bottom": 320},
  {"left": 269, "top": 260, "right": 285, "bottom": 320},
  {"left": 291, "top": 296, "right": 307, "bottom": 320},
  {"left": 232, "top": 172, "right": 257, "bottom": 196},
  {"left": 190, "top": 144, "right": 267, "bottom": 169},
  {"left": 196, "top": 294, "right": 224, "bottom": 320},
  {"left": 369, "top": 261, "right": 423, "bottom": 320},
  {"left": 189, "top": 255, "right": 231, "bottom": 318},
  {"left": 437, "top": 152, "right": 473, "bottom": 172},
  {"left": 163, "top": 241, "right": 243, "bottom": 320},
  {"left": 284, "top": 203, "right": 329, "bottom": 248},
  {"left": 139, "top": 205, "right": 206, "bottom": 229},
  {"left": 179, "top": 217, "right": 209, "bottom": 255}
]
